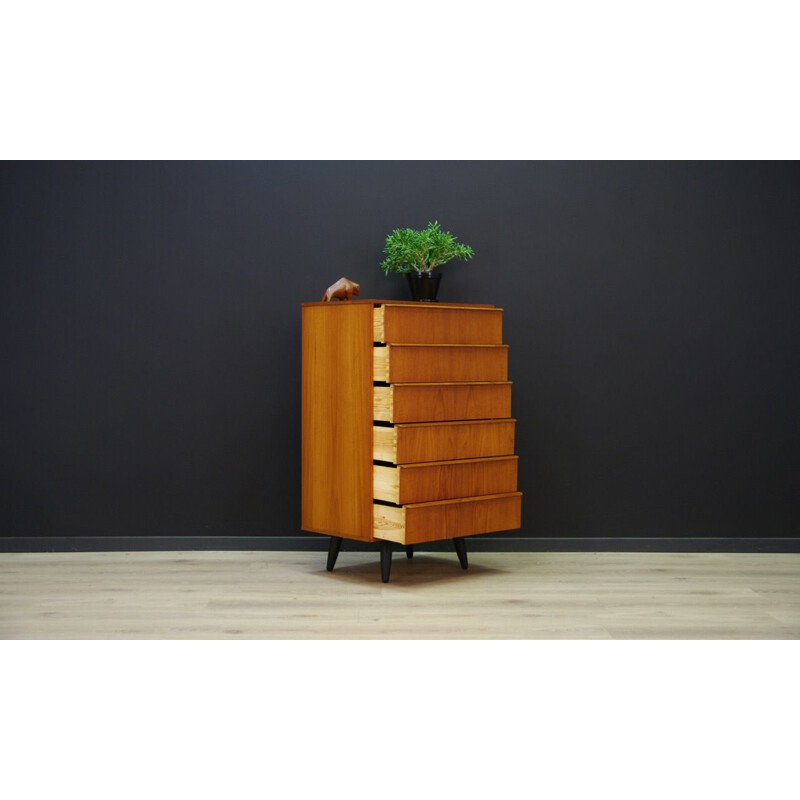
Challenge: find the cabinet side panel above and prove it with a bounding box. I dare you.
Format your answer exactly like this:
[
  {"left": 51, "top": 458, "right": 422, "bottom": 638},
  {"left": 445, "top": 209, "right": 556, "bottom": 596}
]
[{"left": 302, "top": 304, "right": 373, "bottom": 540}]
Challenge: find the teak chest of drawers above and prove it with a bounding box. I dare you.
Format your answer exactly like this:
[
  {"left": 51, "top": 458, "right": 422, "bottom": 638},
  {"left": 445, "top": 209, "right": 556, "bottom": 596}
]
[{"left": 301, "top": 299, "right": 522, "bottom": 581}]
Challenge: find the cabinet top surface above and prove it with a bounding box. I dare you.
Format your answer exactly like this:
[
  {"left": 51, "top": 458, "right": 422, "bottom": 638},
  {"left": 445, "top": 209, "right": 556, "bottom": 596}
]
[{"left": 301, "top": 299, "right": 499, "bottom": 309}]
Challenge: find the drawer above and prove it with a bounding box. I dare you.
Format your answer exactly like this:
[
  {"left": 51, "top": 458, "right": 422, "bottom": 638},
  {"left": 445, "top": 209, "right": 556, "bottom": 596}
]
[
  {"left": 374, "top": 382, "right": 511, "bottom": 424},
  {"left": 373, "top": 419, "right": 516, "bottom": 464},
  {"left": 374, "top": 304, "right": 503, "bottom": 345},
  {"left": 373, "top": 492, "right": 522, "bottom": 545},
  {"left": 374, "top": 344, "right": 508, "bottom": 383},
  {"left": 374, "top": 455, "right": 518, "bottom": 504}
]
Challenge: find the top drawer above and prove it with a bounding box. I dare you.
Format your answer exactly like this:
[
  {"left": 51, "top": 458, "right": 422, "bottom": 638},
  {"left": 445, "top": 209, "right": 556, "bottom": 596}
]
[{"left": 374, "top": 304, "right": 503, "bottom": 345}]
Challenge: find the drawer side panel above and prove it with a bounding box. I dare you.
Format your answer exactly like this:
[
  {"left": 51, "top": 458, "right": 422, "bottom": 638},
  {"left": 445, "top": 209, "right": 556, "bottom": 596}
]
[
  {"left": 373, "top": 504, "right": 405, "bottom": 544},
  {"left": 373, "top": 425, "right": 397, "bottom": 462}
]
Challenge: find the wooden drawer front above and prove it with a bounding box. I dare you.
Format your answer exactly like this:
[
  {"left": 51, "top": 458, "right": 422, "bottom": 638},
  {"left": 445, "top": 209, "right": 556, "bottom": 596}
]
[
  {"left": 374, "top": 492, "right": 522, "bottom": 545},
  {"left": 374, "top": 305, "right": 503, "bottom": 345},
  {"left": 373, "top": 420, "right": 516, "bottom": 464},
  {"left": 374, "top": 344, "right": 508, "bottom": 383},
  {"left": 374, "top": 456, "right": 517, "bottom": 505},
  {"left": 374, "top": 382, "right": 511, "bottom": 424}
]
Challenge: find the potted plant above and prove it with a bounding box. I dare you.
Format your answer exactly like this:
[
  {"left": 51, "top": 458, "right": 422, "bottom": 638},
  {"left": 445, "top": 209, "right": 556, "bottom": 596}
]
[{"left": 379, "top": 220, "right": 474, "bottom": 301}]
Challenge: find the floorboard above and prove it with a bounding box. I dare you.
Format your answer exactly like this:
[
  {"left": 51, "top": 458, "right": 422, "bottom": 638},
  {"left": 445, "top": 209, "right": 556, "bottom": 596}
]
[{"left": 1, "top": 551, "right": 798, "bottom": 639}]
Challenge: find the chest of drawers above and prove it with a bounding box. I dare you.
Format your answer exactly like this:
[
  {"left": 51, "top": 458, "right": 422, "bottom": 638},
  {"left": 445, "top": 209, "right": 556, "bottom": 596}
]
[{"left": 301, "top": 300, "right": 521, "bottom": 581}]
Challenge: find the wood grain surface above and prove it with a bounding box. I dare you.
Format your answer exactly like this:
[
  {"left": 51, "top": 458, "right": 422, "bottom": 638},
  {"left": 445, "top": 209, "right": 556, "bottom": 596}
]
[
  {"left": 374, "top": 492, "right": 521, "bottom": 545},
  {"left": 374, "top": 344, "right": 508, "bottom": 383},
  {"left": 401, "top": 491, "right": 522, "bottom": 545},
  {"left": 2, "top": 551, "right": 797, "bottom": 639},
  {"left": 373, "top": 346, "right": 389, "bottom": 381},
  {"left": 373, "top": 425, "right": 398, "bottom": 461},
  {"left": 375, "top": 305, "right": 503, "bottom": 344},
  {"left": 374, "top": 420, "right": 517, "bottom": 464},
  {"left": 374, "top": 382, "right": 512, "bottom": 423},
  {"left": 373, "top": 456, "right": 518, "bottom": 504},
  {"left": 301, "top": 303, "right": 373, "bottom": 540}
]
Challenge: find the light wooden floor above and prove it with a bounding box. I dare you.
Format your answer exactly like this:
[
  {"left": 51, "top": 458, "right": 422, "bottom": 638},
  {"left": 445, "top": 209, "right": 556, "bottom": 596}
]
[{"left": 1, "top": 550, "right": 798, "bottom": 639}]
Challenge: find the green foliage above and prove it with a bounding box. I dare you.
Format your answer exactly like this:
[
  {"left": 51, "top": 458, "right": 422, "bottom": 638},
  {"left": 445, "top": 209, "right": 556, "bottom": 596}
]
[{"left": 379, "top": 221, "right": 475, "bottom": 276}]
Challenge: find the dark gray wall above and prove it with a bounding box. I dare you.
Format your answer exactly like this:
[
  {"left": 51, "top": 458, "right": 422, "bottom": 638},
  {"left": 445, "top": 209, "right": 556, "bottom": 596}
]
[{"left": 1, "top": 161, "right": 798, "bottom": 547}]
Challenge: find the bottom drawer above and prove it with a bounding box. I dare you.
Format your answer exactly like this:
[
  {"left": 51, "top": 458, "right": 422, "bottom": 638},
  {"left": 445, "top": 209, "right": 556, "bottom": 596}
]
[{"left": 373, "top": 492, "right": 521, "bottom": 545}]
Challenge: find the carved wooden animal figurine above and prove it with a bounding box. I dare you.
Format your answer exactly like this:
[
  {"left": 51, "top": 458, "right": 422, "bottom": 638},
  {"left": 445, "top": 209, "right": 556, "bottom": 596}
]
[{"left": 321, "top": 277, "right": 360, "bottom": 302}]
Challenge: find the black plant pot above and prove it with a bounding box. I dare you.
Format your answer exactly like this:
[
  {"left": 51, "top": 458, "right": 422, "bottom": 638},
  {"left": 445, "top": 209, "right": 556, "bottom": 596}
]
[{"left": 406, "top": 272, "right": 441, "bottom": 302}]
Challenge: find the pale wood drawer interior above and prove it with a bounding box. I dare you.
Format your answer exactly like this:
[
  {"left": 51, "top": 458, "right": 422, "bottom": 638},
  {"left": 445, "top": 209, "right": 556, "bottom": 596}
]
[
  {"left": 374, "top": 346, "right": 388, "bottom": 381},
  {"left": 373, "top": 425, "right": 397, "bottom": 462}
]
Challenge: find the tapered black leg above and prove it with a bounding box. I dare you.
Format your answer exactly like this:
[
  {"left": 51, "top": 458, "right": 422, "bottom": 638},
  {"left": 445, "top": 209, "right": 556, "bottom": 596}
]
[
  {"left": 453, "top": 537, "right": 469, "bottom": 570},
  {"left": 406, "top": 545, "right": 414, "bottom": 559},
  {"left": 380, "top": 541, "right": 393, "bottom": 583},
  {"left": 326, "top": 536, "right": 343, "bottom": 571}
]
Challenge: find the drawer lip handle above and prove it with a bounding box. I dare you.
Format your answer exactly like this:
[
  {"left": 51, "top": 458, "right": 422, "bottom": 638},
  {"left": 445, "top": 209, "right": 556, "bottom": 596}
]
[
  {"left": 403, "top": 491, "right": 522, "bottom": 510},
  {"left": 394, "top": 454, "right": 517, "bottom": 470},
  {"left": 378, "top": 343, "right": 509, "bottom": 348},
  {"left": 390, "top": 381, "right": 512, "bottom": 387},
  {"left": 380, "top": 303, "right": 503, "bottom": 311},
  {"left": 373, "top": 491, "right": 523, "bottom": 510}
]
